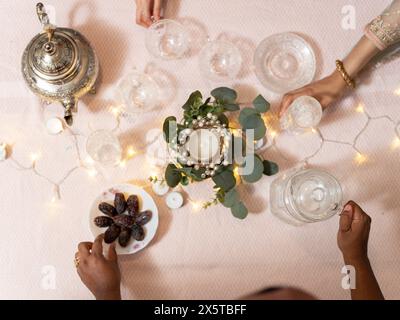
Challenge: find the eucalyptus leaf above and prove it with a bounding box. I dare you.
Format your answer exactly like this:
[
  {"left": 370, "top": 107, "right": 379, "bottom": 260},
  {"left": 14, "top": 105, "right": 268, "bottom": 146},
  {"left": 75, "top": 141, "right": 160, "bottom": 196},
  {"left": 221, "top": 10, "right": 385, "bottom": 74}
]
[
  {"left": 182, "top": 90, "right": 202, "bottom": 110},
  {"left": 231, "top": 202, "right": 248, "bottom": 219},
  {"left": 163, "top": 116, "right": 177, "bottom": 143},
  {"left": 211, "top": 87, "right": 237, "bottom": 103},
  {"left": 212, "top": 169, "right": 236, "bottom": 192},
  {"left": 263, "top": 160, "right": 279, "bottom": 176},
  {"left": 165, "top": 164, "right": 182, "bottom": 188},
  {"left": 242, "top": 113, "right": 262, "bottom": 129},
  {"left": 221, "top": 188, "right": 240, "bottom": 208},
  {"left": 253, "top": 95, "right": 270, "bottom": 113},
  {"left": 242, "top": 155, "right": 264, "bottom": 183},
  {"left": 239, "top": 108, "right": 258, "bottom": 125},
  {"left": 180, "top": 175, "right": 189, "bottom": 186},
  {"left": 253, "top": 123, "right": 267, "bottom": 140},
  {"left": 223, "top": 103, "right": 240, "bottom": 111}
]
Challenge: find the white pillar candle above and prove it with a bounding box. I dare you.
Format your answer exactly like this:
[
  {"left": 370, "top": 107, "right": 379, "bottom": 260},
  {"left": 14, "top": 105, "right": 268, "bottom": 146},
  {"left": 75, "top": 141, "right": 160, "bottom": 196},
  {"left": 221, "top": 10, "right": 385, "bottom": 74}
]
[
  {"left": 186, "top": 129, "right": 220, "bottom": 162},
  {"left": 0, "top": 143, "right": 7, "bottom": 161},
  {"left": 166, "top": 191, "right": 184, "bottom": 209},
  {"left": 152, "top": 181, "right": 169, "bottom": 196},
  {"left": 46, "top": 117, "right": 64, "bottom": 135}
]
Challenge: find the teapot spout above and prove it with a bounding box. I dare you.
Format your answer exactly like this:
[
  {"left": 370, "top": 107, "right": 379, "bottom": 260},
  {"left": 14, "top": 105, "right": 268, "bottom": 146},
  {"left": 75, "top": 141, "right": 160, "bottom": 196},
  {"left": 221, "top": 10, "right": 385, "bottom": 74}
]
[{"left": 62, "top": 97, "right": 76, "bottom": 126}]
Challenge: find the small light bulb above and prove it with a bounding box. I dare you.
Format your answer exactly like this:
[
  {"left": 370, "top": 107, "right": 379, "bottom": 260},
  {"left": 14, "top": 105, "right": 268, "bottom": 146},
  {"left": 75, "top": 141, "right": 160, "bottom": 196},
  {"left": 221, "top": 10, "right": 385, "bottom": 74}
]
[
  {"left": 356, "top": 104, "right": 364, "bottom": 113},
  {"left": 88, "top": 168, "right": 98, "bottom": 177},
  {"left": 269, "top": 130, "right": 277, "bottom": 138},
  {"left": 30, "top": 153, "right": 40, "bottom": 162},
  {"left": 391, "top": 137, "right": 400, "bottom": 150},
  {"left": 355, "top": 152, "right": 367, "bottom": 164},
  {"left": 191, "top": 201, "right": 202, "bottom": 211},
  {"left": 394, "top": 88, "right": 400, "bottom": 96},
  {"left": 111, "top": 106, "right": 121, "bottom": 117},
  {"left": 127, "top": 146, "right": 136, "bottom": 157}
]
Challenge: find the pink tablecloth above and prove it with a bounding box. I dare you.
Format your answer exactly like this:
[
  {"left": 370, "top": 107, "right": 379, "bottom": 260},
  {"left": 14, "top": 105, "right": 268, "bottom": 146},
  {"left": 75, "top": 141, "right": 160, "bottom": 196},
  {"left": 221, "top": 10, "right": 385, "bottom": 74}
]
[{"left": 1, "top": 0, "right": 399, "bottom": 299}]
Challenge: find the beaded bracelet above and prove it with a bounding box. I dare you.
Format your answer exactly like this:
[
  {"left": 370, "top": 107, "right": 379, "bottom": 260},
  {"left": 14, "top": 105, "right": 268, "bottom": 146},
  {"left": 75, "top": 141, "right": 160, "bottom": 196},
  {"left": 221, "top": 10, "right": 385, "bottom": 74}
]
[{"left": 335, "top": 60, "right": 356, "bottom": 89}]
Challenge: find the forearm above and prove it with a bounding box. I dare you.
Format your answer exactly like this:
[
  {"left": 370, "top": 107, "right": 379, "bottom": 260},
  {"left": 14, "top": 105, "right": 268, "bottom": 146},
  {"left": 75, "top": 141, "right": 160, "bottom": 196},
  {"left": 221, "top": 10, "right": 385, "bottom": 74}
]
[
  {"left": 342, "top": 36, "right": 380, "bottom": 78},
  {"left": 344, "top": 256, "right": 384, "bottom": 300}
]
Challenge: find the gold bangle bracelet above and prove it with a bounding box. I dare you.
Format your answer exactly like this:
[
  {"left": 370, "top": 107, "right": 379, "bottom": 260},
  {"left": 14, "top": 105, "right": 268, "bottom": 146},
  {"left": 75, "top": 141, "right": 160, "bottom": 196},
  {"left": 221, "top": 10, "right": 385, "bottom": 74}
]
[{"left": 335, "top": 60, "right": 356, "bottom": 89}]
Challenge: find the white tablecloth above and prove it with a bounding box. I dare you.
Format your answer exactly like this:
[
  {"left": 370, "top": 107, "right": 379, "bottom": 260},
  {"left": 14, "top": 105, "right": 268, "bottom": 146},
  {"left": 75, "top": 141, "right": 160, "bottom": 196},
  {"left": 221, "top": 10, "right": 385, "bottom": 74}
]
[{"left": 1, "top": 0, "right": 399, "bottom": 299}]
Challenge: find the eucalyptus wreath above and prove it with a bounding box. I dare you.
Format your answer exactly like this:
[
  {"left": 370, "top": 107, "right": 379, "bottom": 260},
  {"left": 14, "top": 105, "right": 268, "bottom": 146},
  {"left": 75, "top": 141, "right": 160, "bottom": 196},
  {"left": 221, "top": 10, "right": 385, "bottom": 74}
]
[{"left": 161, "top": 87, "right": 279, "bottom": 219}]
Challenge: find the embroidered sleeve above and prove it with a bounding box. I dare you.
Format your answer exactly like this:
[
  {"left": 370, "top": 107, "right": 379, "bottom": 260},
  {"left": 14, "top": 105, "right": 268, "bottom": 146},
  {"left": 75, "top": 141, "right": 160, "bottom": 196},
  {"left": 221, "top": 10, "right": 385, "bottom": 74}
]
[{"left": 365, "top": 0, "right": 400, "bottom": 50}]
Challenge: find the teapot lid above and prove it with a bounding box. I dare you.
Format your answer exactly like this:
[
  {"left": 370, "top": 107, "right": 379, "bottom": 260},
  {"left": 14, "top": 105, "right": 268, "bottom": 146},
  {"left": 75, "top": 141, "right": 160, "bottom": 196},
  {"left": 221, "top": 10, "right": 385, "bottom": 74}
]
[
  {"left": 25, "top": 3, "right": 79, "bottom": 82},
  {"left": 28, "top": 32, "right": 78, "bottom": 82}
]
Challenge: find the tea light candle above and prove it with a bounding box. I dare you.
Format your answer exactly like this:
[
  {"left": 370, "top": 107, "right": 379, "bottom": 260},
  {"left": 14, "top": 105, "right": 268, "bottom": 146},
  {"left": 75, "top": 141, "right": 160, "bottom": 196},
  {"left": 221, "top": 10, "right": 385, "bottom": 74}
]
[
  {"left": 152, "top": 181, "right": 169, "bottom": 196},
  {"left": 46, "top": 117, "right": 64, "bottom": 135},
  {"left": 0, "top": 143, "right": 7, "bottom": 161},
  {"left": 186, "top": 129, "right": 220, "bottom": 162},
  {"left": 166, "top": 191, "right": 184, "bottom": 209}
]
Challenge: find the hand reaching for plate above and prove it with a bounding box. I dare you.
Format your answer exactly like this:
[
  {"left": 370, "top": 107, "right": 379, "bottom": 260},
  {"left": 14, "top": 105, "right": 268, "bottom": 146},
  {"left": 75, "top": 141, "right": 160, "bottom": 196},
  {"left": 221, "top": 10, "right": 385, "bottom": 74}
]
[
  {"left": 75, "top": 234, "right": 121, "bottom": 300},
  {"left": 135, "top": 0, "right": 163, "bottom": 28}
]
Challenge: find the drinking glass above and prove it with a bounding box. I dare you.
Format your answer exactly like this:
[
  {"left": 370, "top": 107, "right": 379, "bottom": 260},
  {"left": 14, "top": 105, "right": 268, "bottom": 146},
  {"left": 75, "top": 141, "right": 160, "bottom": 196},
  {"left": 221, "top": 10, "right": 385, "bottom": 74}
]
[
  {"left": 86, "top": 130, "right": 122, "bottom": 167},
  {"left": 145, "top": 19, "right": 189, "bottom": 60},
  {"left": 199, "top": 40, "right": 242, "bottom": 82},
  {"left": 270, "top": 168, "right": 343, "bottom": 224},
  {"left": 280, "top": 96, "right": 322, "bottom": 134},
  {"left": 115, "top": 71, "right": 160, "bottom": 114}
]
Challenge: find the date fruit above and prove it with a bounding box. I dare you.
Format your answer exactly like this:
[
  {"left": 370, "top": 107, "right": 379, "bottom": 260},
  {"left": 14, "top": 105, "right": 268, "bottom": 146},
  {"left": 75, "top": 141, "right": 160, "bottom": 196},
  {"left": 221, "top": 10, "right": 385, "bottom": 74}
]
[
  {"left": 94, "top": 216, "right": 113, "bottom": 228},
  {"left": 131, "top": 224, "right": 145, "bottom": 241},
  {"left": 113, "top": 214, "right": 136, "bottom": 228},
  {"left": 118, "top": 228, "right": 132, "bottom": 247},
  {"left": 98, "top": 202, "right": 117, "bottom": 217},
  {"left": 104, "top": 224, "right": 121, "bottom": 244},
  {"left": 136, "top": 210, "right": 152, "bottom": 226},
  {"left": 126, "top": 195, "right": 139, "bottom": 216},
  {"left": 114, "top": 193, "right": 127, "bottom": 214}
]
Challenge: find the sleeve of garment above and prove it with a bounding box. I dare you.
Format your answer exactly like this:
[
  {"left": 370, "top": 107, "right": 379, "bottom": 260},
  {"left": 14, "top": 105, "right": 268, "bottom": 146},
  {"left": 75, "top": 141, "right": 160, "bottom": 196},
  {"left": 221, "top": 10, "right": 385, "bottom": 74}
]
[{"left": 365, "top": 0, "right": 400, "bottom": 50}]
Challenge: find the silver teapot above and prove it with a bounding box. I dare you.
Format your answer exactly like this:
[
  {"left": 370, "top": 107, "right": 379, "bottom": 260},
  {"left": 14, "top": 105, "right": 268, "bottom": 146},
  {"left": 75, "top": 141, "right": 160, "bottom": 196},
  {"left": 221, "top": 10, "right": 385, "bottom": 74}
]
[{"left": 21, "top": 3, "right": 99, "bottom": 125}]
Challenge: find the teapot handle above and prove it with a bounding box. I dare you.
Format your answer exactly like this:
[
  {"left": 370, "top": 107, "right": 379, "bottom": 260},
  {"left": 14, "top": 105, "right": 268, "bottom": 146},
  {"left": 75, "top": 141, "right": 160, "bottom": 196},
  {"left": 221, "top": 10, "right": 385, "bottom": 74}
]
[
  {"left": 36, "top": 3, "right": 50, "bottom": 26},
  {"left": 36, "top": 3, "right": 56, "bottom": 42}
]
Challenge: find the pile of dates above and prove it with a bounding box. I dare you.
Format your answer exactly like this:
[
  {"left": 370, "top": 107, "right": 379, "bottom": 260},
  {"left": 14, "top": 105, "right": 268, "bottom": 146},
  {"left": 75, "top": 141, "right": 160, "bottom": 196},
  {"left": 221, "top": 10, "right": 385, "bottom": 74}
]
[{"left": 94, "top": 193, "right": 152, "bottom": 247}]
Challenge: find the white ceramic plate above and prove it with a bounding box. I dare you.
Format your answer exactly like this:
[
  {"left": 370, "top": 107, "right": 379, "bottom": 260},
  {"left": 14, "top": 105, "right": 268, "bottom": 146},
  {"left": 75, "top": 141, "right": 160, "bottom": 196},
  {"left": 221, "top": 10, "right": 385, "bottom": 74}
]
[
  {"left": 89, "top": 184, "right": 159, "bottom": 255},
  {"left": 254, "top": 32, "right": 316, "bottom": 94}
]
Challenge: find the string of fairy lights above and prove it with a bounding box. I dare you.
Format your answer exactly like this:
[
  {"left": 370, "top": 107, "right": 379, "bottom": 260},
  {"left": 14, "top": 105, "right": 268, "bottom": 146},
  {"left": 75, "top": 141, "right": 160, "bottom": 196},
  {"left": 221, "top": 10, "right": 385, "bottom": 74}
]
[{"left": 1, "top": 89, "right": 400, "bottom": 210}]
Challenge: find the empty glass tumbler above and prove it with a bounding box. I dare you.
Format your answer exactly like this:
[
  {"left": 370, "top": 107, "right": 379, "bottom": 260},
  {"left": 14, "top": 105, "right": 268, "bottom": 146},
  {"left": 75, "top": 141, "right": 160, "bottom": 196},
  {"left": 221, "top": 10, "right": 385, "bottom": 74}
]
[
  {"left": 86, "top": 130, "right": 122, "bottom": 167},
  {"left": 280, "top": 96, "right": 322, "bottom": 134},
  {"left": 270, "top": 168, "right": 343, "bottom": 224}
]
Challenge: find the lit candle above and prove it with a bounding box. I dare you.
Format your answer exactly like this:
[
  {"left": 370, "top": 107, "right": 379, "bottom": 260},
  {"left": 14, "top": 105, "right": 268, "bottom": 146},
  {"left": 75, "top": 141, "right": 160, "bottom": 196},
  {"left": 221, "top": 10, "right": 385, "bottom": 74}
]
[{"left": 166, "top": 191, "right": 184, "bottom": 209}]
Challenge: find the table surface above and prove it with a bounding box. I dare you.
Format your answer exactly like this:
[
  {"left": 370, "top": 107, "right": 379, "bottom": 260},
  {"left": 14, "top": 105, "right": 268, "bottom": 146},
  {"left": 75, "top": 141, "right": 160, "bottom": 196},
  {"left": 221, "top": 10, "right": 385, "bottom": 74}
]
[{"left": 1, "top": 0, "right": 399, "bottom": 300}]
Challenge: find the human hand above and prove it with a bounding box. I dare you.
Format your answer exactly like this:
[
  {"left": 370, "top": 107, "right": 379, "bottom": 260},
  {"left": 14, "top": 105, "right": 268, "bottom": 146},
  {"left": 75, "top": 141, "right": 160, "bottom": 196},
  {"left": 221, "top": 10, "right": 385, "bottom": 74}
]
[
  {"left": 75, "top": 234, "right": 121, "bottom": 300},
  {"left": 135, "top": 0, "right": 163, "bottom": 28},
  {"left": 278, "top": 71, "right": 347, "bottom": 118},
  {"left": 337, "top": 201, "right": 372, "bottom": 263}
]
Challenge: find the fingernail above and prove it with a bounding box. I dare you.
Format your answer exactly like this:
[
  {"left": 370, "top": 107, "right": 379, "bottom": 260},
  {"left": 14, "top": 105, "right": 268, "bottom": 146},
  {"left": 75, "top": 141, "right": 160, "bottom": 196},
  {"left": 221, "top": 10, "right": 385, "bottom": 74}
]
[{"left": 343, "top": 204, "right": 353, "bottom": 213}]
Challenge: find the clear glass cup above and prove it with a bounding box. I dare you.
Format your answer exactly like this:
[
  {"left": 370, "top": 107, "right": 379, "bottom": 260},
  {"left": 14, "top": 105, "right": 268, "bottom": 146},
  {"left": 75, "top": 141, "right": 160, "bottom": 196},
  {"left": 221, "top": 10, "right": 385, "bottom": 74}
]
[
  {"left": 198, "top": 40, "right": 242, "bottom": 82},
  {"left": 270, "top": 167, "right": 343, "bottom": 224},
  {"left": 86, "top": 130, "right": 122, "bottom": 167},
  {"left": 115, "top": 71, "right": 160, "bottom": 114},
  {"left": 280, "top": 96, "right": 322, "bottom": 134},
  {"left": 254, "top": 33, "right": 316, "bottom": 93},
  {"left": 145, "top": 19, "right": 189, "bottom": 60}
]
